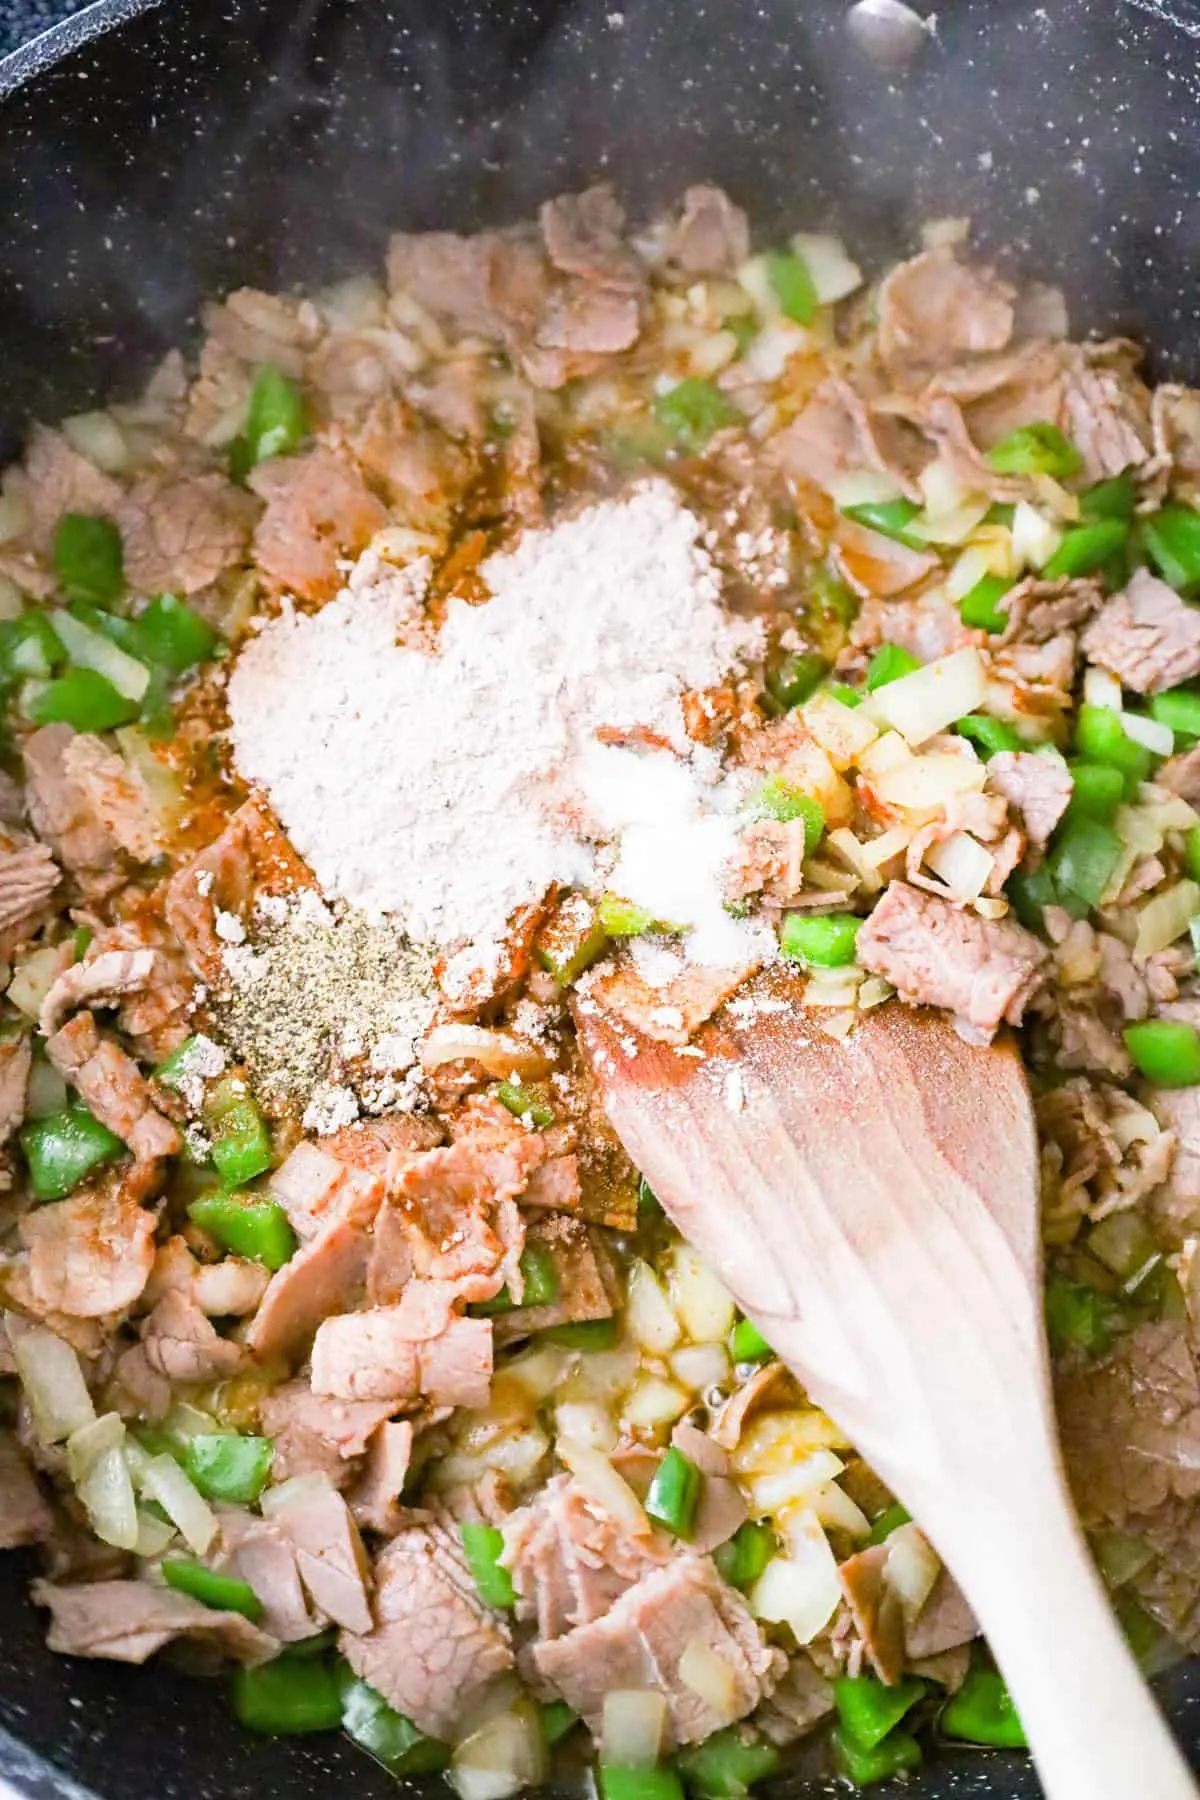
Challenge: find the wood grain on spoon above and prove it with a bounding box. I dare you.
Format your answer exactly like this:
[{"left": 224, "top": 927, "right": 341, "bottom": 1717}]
[{"left": 576, "top": 966, "right": 1197, "bottom": 1800}]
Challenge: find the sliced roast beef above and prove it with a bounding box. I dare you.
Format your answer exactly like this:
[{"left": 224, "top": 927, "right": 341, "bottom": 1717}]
[
  {"left": 500, "top": 1474, "right": 668, "bottom": 1640},
  {"left": 1081, "top": 568, "right": 1200, "bottom": 694},
  {"left": 310, "top": 1287, "right": 492, "bottom": 1408},
  {"left": 670, "top": 1421, "right": 747, "bottom": 1555},
  {"left": 40, "top": 946, "right": 157, "bottom": 1039},
  {"left": 755, "top": 1654, "right": 836, "bottom": 1746},
  {"left": 1157, "top": 743, "right": 1200, "bottom": 803},
  {"left": 139, "top": 1290, "right": 243, "bottom": 1383},
  {"left": 61, "top": 734, "right": 168, "bottom": 863},
  {"left": 248, "top": 446, "right": 388, "bottom": 600},
  {"left": 837, "top": 1542, "right": 906, "bottom": 1686},
  {"left": 268, "top": 1141, "right": 385, "bottom": 1239},
  {"left": 144, "top": 1235, "right": 268, "bottom": 1318},
  {"left": 115, "top": 469, "right": 255, "bottom": 596},
  {"left": 83, "top": 920, "right": 195, "bottom": 1062},
  {"left": 340, "top": 1523, "right": 514, "bottom": 1739},
  {"left": 875, "top": 251, "right": 1015, "bottom": 375},
  {"left": 259, "top": 1379, "right": 397, "bottom": 1485},
  {"left": 772, "top": 376, "right": 923, "bottom": 502},
  {"left": 0, "top": 839, "right": 59, "bottom": 936},
  {"left": 905, "top": 1567, "right": 977, "bottom": 1660},
  {"left": 32, "top": 1577, "right": 277, "bottom": 1665},
  {"left": 0, "top": 1036, "right": 31, "bottom": 1146},
  {"left": 1057, "top": 1319, "right": 1200, "bottom": 1526},
  {"left": 349, "top": 1421, "right": 414, "bottom": 1536},
  {"left": 665, "top": 186, "right": 750, "bottom": 276},
  {"left": 246, "top": 1217, "right": 369, "bottom": 1362},
  {"left": 22, "top": 725, "right": 125, "bottom": 899},
  {"left": 532, "top": 1555, "right": 782, "bottom": 1745},
  {"left": 0, "top": 1428, "right": 53, "bottom": 1548},
  {"left": 46, "top": 1012, "right": 180, "bottom": 1161},
  {"left": 219, "top": 1510, "right": 315, "bottom": 1642},
  {"left": 165, "top": 796, "right": 314, "bottom": 987},
  {"left": 540, "top": 186, "right": 641, "bottom": 289},
  {"left": 264, "top": 1472, "right": 373, "bottom": 1633},
  {"left": 494, "top": 1217, "right": 618, "bottom": 1344},
  {"left": 16, "top": 1166, "right": 157, "bottom": 1319},
  {"left": 985, "top": 751, "right": 1073, "bottom": 854},
  {"left": 856, "top": 881, "right": 1047, "bottom": 1040}
]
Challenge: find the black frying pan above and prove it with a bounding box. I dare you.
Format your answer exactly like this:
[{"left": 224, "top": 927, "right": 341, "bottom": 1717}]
[{"left": 0, "top": 1, "right": 1198, "bottom": 1794}]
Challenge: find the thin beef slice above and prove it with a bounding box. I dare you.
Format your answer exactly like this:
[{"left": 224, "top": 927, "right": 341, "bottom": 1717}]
[{"left": 1081, "top": 568, "right": 1200, "bottom": 694}]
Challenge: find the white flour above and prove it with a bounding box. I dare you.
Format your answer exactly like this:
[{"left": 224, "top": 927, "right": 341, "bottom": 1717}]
[{"left": 228, "top": 482, "right": 760, "bottom": 960}]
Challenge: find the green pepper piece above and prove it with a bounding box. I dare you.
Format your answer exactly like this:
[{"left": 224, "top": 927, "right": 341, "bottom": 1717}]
[
  {"left": 840, "top": 498, "right": 924, "bottom": 549},
  {"left": 730, "top": 1318, "right": 773, "bottom": 1364},
  {"left": 865, "top": 643, "right": 921, "bottom": 690},
  {"left": 833, "top": 1674, "right": 927, "bottom": 1751},
  {"left": 779, "top": 911, "right": 861, "bottom": 968},
  {"left": 941, "top": 1668, "right": 1027, "bottom": 1748},
  {"left": 1006, "top": 864, "right": 1059, "bottom": 931},
  {"left": 1080, "top": 473, "right": 1137, "bottom": 522},
  {"left": 744, "top": 777, "right": 824, "bottom": 852},
  {"left": 231, "top": 1655, "right": 342, "bottom": 1734},
  {"left": 19, "top": 1102, "right": 124, "bottom": 1201},
  {"left": 1065, "top": 760, "right": 1124, "bottom": 824},
  {"left": 187, "top": 1193, "right": 297, "bottom": 1271},
  {"left": 1073, "top": 703, "right": 1153, "bottom": 795},
  {"left": 766, "top": 650, "right": 827, "bottom": 712},
  {"left": 540, "top": 1700, "right": 580, "bottom": 1747},
  {"left": 53, "top": 513, "right": 125, "bottom": 606},
  {"left": 470, "top": 1244, "right": 561, "bottom": 1317},
  {"left": 203, "top": 1075, "right": 272, "bottom": 1185},
  {"left": 1141, "top": 504, "right": 1200, "bottom": 593},
  {"left": 957, "top": 572, "right": 1013, "bottom": 634},
  {"left": 1045, "top": 815, "right": 1122, "bottom": 909},
  {"left": 646, "top": 1446, "right": 703, "bottom": 1539},
  {"left": 713, "top": 1521, "right": 775, "bottom": 1588},
  {"left": 764, "top": 250, "right": 818, "bottom": 325},
  {"left": 825, "top": 679, "right": 863, "bottom": 709},
  {"left": 653, "top": 379, "right": 743, "bottom": 453},
  {"left": 1045, "top": 1273, "right": 1127, "bottom": 1356},
  {"left": 163, "top": 1557, "right": 263, "bottom": 1621},
  {"left": 865, "top": 1501, "right": 911, "bottom": 1547},
  {"left": 541, "top": 1316, "right": 620, "bottom": 1350},
  {"left": 459, "top": 1520, "right": 517, "bottom": 1609},
  {"left": 495, "top": 1080, "right": 554, "bottom": 1128},
  {"left": 677, "top": 1728, "right": 781, "bottom": 1797},
  {"left": 132, "top": 593, "right": 219, "bottom": 674},
  {"left": 534, "top": 901, "right": 608, "bottom": 987},
  {"left": 238, "top": 364, "right": 310, "bottom": 472},
  {"left": 830, "top": 1725, "right": 923, "bottom": 1786},
  {"left": 1043, "top": 518, "right": 1129, "bottom": 580},
  {"left": 1185, "top": 827, "right": 1200, "bottom": 886},
  {"left": 1149, "top": 685, "right": 1200, "bottom": 739},
  {"left": 22, "top": 668, "right": 139, "bottom": 731},
  {"left": 600, "top": 1766, "right": 687, "bottom": 1800},
  {"left": 954, "top": 714, "right": 1023, "bottom": 758},
  {"left": 182, "top": 1431, "right": 274, "bottom": 1504},
  {"left": 597, "top": 894, "right": 658, "bottom": 938},
  {"left": 1124, "top": 1019, "right": 1200, "bottom": 1087},
  {"left": 985, "top": 421, "right": 1083, "bottom": 479},
  {"left": 337, "top": 1667, "right": 450, "bottom": 1773},
  {"left": 637, "top": 1174, "right": 663, "bottom": 1219}
]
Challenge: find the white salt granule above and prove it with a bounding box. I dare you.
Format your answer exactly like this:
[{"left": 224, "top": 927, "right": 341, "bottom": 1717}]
[{"left": 228, "top": 484, "right": 758, "bottom": 957}]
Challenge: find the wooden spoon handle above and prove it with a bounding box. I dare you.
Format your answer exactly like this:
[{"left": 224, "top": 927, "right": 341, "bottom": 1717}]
[{"left": 932, "top": 1464, "right": 1197, "bottom": 1800}]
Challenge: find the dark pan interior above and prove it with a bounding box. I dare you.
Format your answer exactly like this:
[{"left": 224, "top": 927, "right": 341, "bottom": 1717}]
[{"left": 0, "top": 0, "right": 1199, "bottom": 1794}]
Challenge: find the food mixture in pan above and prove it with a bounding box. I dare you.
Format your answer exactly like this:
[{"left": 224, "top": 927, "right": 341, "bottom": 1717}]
[{"left": 0, "top": 183, "right": 1197, "bottom": 1792}]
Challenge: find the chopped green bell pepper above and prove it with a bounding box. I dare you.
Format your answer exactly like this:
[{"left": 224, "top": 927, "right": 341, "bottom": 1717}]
[
  {"left": 645, "top": 1446, "right": 703, "bottom": 1540},
  {"left": 941, "top": 1668, "right": 1027, "bottom": 1749},
  {"left": 22, "top": 667, "right": 139, "bottom": 731},
  {"left": 459, "top": 1521, "right": 517, "bottom": 1609},
  {"left": 19, "top": 1101, "right": 124, "bottom": 1201},
  {"left": 182, "top": 1431, "right": 274, "bottom": 1504},
  {"left": 232, "top": 1654, "right": 342, "bottom": 1734},
  {"left": 833, "top": 1674, "right": 927, "bottom": 1751},
  {"left": 779, "top": 911, "right": 861, "bottom": 968},
  {"left": 53, "top": 513, "right": 124, "bottom": 606},
  {"left": 203, "top": 1075, "right": 272, "bottom": 1185},
  {"left": 677, "top": 1728, "right": 780, "bottom": 1797},
  {"left": 187, "top": 1193, "right": 297, "bottom": 1271},
  {"left": 1124, "top": 1018, "right": 1200, "bottom": 1087},
  {"left": 866, "top": 643, "right": 921, "bottom": 690},
  {"left": 1043, "top": 518, "right": 1129, "bottom": 580},
  {"left": 714, "top": 1521, "right": 775, "bottom": 1588},
  {"left": 841, "top": 499, "right": 923, "bottom": 550},
  {"left": 337, "top": 1667, "right": 450, "bottom": 1773},
  {"left": 764, "top": 250, "right": 818, "bottom": 325},
  {"left": 985, "top": 421, "right": 1082, "bottom": 480},
  {"left": 496, "top": 1080, "right": 554, "bottom": 1128},
  {"left": 653, "top": 379, "right": 742, "bottom": 453},
  {"left": 163, "top": 1557, "right": 263, "bottom": 1621}
]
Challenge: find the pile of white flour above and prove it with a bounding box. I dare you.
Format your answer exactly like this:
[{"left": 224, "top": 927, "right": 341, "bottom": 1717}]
[{"left": 227, "top": 482, "right": 760, "bottom": 960}]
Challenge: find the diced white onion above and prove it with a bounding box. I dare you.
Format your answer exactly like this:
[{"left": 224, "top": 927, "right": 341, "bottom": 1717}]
[
  {"left": 688, "top": 329, "right": 740, "bottom": 379},
  {"left": 261, "top": 1470, "right": 330, "bottom": 1519},
  {"left": 626, "top": 1260, "right": 681, "bottom": 1354},
  {"left": 67, "top": 1415, "right": 138, "bottom": 1551},
  {"left": 803, "top": 693, "right": 880, "bottom": 768},
  {"left": 884, "top": 1522, "right": 941, "bottom": 1627},
  {"left": 804, "top": 969, "right": 863, "bottom": 1010},
  {"left": 503, "top": 1345, "right": 567, "bottom": 1401},
  {"left": 750, "top": 1509, "right": 841, "bottom": 1644},
  {"left": 828, "top": 469, "right": 905, "bottom": 510},
  {"left": 789, "top": 233, "right": 863, "bottom": 304},
  {"left": 451, "top": 1705, "right": 547, "bottom": 1800},
  {"left": 678, "top": 1639, "right": 738, "bottom": 1719},
  {"left": 8, "top": 943, "right": 72, "bottom": 1022},
  {"left": 134, "top": 1508, "right": 177, "bottom": 1559},
  {"left": 1134, "top": 880, "right": 1200, "bottom": 962},
  {"left": 420, "top": 1025, "right": 551, "bottom": 1080},
  {"left": 732, "top": 1408, "right": 852, "bottom": 1474},
  {"left": 0, "top": 490, "right": 31, "bottom": 545},
  {"left": 51, "top": 611, "right": 150, "bottom": 703},
  {"left": 1011, "top": 500, "right": 1063, "bottom": 571},
  {"left": 873, "top": 752, "right": 987, "bottom": 813},
  {"left": 858, "top": 975, "right": 895, "bottom": 1009},
  {"left": 667, "top": 1245, "right": 736, "bottom": 1344},
  {"left": 26, "top": 1058, "right": 68, "bottom": 1119},
  {"left": 557, "top": 1441, "right": 650, "bottom": 1536},
  {"left": 560, "top": 1342, "right": 640, "bottom": 1404},
  {"left": 1084, "top": 666, "right": 1123, "bottom": 712},
  {"left": 62, "top": 410, "right": 129, "bottom": 473},
  {"left": 65, "top": 1410, "right": 124, "bottom": 1483},
  {"left": 139, "top": 1453, "right": 217, "bottom": 1556},
  {"left": 810, "top": 1481, "right": 872, "bottom": 1538},
  {"left": 860, "top": 826, "right": 914, "bottom": 872},
  {"left": 923, "top": 831, "right": 995, "bottom": 902},
  {"left": 600, "top": 1690, "right": 668, "bottom": 1767},
  {"left": 9, "top": 1317, "right": 95, "bottom": 1444},
  {"left": 670, "top": 1342, "right": 731, "bottom": 1395},
  {"left": 1121, "top": 711, "right": 1174, "bottom": 756},
  {"left": 857, "top": 731, "right": 912, "bottom": 778},
  {"left": 745, "top": 1448, "right": 845, "bottom": 1514},
  {"left": 0, "top": 577, "right": 24, "bottom": 620},
  {"left": 553, "top": 1402, "right": 617, "bottom": 1453},
  {"left": 115, "top": 726, "right": 185, "bottom": 826},
  {"left": 946, "top": 539, "right": 1012, "bottom": 601},
  {"left": 827, "top": 827, "right": 884, "bottom": 895},
  {"left": 906, "top": 497, "right": 992, "bottom": 549},
  {"left": 868, "top": 649, "right": 987, "bottom": 746},
  {"left": 621, "top": 1375, "right": 691, "bottom": 1431}
]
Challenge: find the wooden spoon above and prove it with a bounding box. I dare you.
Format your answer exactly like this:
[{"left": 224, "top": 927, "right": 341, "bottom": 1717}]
[{"left": 576, "top": 967, "right": 1197, "bottom": 1800}]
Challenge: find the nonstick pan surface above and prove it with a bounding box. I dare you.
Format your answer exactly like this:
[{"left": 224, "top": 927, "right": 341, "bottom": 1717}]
[{"left": 0, "top": 2, "right": 1198, "bottom": 1794}]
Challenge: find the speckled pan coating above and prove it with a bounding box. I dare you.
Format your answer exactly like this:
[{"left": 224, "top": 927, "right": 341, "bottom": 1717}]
[{"left": 0, "top": 1, "right": 1196, "bottom": 1796}]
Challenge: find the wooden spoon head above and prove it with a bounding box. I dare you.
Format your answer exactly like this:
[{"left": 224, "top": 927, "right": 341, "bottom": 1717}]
[{"left": 576, "top": 967, "right": 1045, "bottom": 1506}]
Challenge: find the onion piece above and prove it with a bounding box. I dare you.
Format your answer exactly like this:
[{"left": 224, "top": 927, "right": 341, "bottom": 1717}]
[
  {"left": 828, "top": 469, "right": 906, "bottom": 510},
  {"left": 420, "top": 1025, "right": 551, "bottom": 1080},
  {"left": 884, "top": 1521, "right": 941, "bottom": 1627},
  {"left": 732, "top": 1408, "right": 852, "bottom": 1474},
  {"left": 8, "top": 942, "right": 73, "bottom": 1023},
  {"left": 68, "top": 1415, "right": 139, "bottom": 1551},
  {"left": 600, "top": 1690, "right": 668, "bottom": 1767},
  {"left": 790, "top": 233, "right": 862, "bottom": 304},
  {"left": 873, "top": 752, "right": 987, "bottom": 813},
  {"left": 923, "top": 831, "right": 995, "bottom": 902},
  {"left": 451, "top": 1703, "right": 547, "bottom": 1800},
  {"left": 1011, "top": 500, "right": 1063, "bottom": 571},
  {"left": 115, "top": 727, "right": 185, "bottom": 827},
  {"left": 678, "top": 1640, "right": 738, "bottom": 1719},
  {"left": 626, "top": 1260, "right": 681, "bottom": 1354},
  {"left": 135, "top": 1508, "right": 177, "bottom": 1559},
  {"left": 1121, "top": 711, "right": 1174, "bottom": 756},
  {"left": 667, "top": 1245, "right": 736, "bottom": 1344},
  {"left": 621, "top": 1376, "right": 691, "bottom": 1431},
  {"left": 553, "top": 1402, "right": 618, "bottom": 1453},
  {"left": 745, "top": 1448, "right": 845, "bottom": 1514},
  {"left": 138, "top": 1452, "right": 217, "bottom": 1556},
  {"left": 750, "top": 1508, "right": 841, "bottom": 1644},
  {"left": 670, "top": 1341, "right": 731, "bottom": 1395},
  {"left": 810, "top": 1480, "right": 872, "bottom": 1538},
  {"left": 9, "top": 1317, "right": 95, "bottom": 1444},
  {"left": 1134, "top": 879, "right": 1200, "bottom": 962},
  {"left": 26, "top": 1058, "right": 68, "bottom": 1119},
  {"left": 62, "top": 410, "right": 129, "bottom": 474},
  {"left": 51, "top": 611, "right": 150, "bottom": 703},
  {"left": 1084, "top": 666, "right": 1123, "bottom": 712},
  {"left": 557, "top": 1441, "right": 650, "bottom": 1537},
  {"left": 867, "top": 649, "right": 987, "bottom": 746},
  {"left": 803, "top": 693, "right": 880, "bottom": 769}
]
